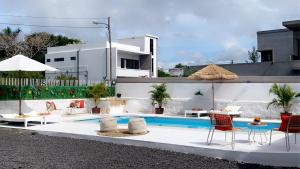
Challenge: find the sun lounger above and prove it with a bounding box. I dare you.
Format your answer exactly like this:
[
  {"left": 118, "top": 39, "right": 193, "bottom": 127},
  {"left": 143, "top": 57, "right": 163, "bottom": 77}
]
[
  {"left": 0, "top": 112, "right": 44, "bottom": 128},
  {"left": 211, "top": 106, "right": 242, "bottom": 117},
  {"left": 185, "top": 110, "right": 208, "bottom": 118}
]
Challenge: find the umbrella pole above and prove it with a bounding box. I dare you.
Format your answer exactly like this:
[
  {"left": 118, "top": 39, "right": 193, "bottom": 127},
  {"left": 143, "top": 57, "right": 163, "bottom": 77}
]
[
  {"left": 18, "top": 71, "right": 22, "bottom": 115},
  {"left": 212, "top": 80, "right": 214, "bottom": 110}
]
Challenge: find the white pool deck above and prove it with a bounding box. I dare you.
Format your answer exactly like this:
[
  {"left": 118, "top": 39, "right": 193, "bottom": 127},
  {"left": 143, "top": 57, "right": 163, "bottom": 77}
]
[{"left": 1, "top": 113, "right": 299, "bottom": 167}]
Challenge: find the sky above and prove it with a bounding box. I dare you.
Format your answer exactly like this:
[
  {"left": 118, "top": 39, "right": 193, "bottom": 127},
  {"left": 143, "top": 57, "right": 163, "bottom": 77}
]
[{"left": 0, "top": 0, "right": 300, "bottom": 69}]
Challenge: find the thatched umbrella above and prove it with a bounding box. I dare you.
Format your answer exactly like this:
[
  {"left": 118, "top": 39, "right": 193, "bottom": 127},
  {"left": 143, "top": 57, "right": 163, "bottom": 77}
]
[{"left": 187, "top": 64, "right": 238, "bottom": 110}]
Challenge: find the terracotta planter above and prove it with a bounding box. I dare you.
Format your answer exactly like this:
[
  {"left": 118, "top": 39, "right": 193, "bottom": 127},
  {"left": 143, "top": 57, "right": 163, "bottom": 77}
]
[
  {"left": 92, "top": 107, "right": 101, "bottom": 114},
  {"left": 155, "top": 108, "right": 164, "bottom": 114}
]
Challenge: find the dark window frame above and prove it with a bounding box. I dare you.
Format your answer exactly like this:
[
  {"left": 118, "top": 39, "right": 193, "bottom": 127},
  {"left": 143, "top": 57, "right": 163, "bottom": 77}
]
[
  {"left": 120, "top": 58, "right": 139, "bottom": 69},
  {"left": 54, "top": 58, "right": 64, "bottom": 62},
  {"left": 150, "top": 39, "right": 154, "bottom": 55},
  {"left": 46, "top": 58, "right": 51, "bottom": 62},
  {"left": 260, "top": 50, "right": 273, "bottom": 62},
  {"left": 121, "top": 58, "right": 125, "bottom": 68},
  {"left": 70, "top": 56, "right": 76, "bottom": 60}
]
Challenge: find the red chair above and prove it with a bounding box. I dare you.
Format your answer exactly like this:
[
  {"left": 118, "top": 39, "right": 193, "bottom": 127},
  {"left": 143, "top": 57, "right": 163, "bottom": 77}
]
[
  {"left": 269, "top": 115, "right": 300, "bottom": 151},
  {"left": 207, "top": 113, "right": 238, "bottom": 149}
]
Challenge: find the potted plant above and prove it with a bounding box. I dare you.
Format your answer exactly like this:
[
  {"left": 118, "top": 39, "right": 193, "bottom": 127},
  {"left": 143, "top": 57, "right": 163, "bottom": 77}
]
[
  {"left": 267, "top": 83, "right": 300, "bottom": 115},
  {"left": 88, "top": 83, "right": 107, "bottom": 113},
  {"left": 149, "top": 83, "right": 170, "bottom": 114}
]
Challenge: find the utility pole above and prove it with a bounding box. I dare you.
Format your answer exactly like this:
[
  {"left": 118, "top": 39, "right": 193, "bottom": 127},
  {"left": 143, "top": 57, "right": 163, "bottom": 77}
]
[
  {"left": 108, "top": 17, "right": 112, "bottom": 86},
  {"left": 93, "top": 17, "right": 112, "bottom": 86},
  {"left": 76, "top": 49, "right": 80, "bottom": 80}
]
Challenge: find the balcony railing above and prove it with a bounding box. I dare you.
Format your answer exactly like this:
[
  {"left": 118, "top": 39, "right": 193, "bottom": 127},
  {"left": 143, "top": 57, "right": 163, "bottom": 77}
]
[{"left": 116, "top": 68, "right": 150, "bottom": 77}]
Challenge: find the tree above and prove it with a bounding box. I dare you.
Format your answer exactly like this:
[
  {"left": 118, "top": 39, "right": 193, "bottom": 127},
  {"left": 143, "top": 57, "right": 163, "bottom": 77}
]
[
  {"left": 0, "top": 27, "right": 23, "bottom": 59},
  {"left": 175, "top": 63, "right": 186, "bottom": 68},
  {"left": 0, "top": 27, "right": 81, "bottom": 78},
  {"left": 158, "top": 69, "right": 171, "bottom": 77},
  {"left": 0, "top": 27, "right": 81, "bottom": 60},
  {"left": 248, "top": 46, "right": 260, "bottom": 63}
]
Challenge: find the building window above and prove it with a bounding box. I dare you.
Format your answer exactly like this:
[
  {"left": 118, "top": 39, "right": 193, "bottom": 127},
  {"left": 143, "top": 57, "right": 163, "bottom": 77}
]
[
  {"left": 261, "top": 50, "right": 273, "bottom": 62},
  {"left": 150, "top": 39, "right": 154, "bottom": 55},
  {"left": 121, "top": 58, "right": 125, "bottom": 68},
  {"left": 46, "top": 59, "right": 50, "bottom": 62},
  {"left": 54, "top": 58, "right": 64, "bottom": 62},
  {"left": 70, "top": 56, "right": 76, "bottom": 60},
  {"left": 151, "top": 58, "right": 154, "bottom": 72},
  {"left": 126, "top": 59, "right": 139, "bottom": 69},
  {"left": 121, "top": 58, "right": 139, "bottom": 69}
]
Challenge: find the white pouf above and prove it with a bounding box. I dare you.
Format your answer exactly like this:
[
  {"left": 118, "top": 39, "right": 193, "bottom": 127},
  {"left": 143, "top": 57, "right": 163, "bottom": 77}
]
[
  {"left": 100, "top": 116, "right": 117, "bottom": 132},
  {"left": 128, "top": 118, "right": 147, "bottom": 134}
]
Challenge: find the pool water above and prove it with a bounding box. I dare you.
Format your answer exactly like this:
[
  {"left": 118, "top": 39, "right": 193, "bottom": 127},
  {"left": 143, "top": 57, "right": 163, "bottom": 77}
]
[{"left": 78, "top": 116, "right": 280, "bottom": 131}]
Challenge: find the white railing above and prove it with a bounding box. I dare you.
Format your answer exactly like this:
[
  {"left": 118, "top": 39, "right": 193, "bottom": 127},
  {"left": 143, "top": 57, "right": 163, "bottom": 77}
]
[
  {"left": 0, "top": 77, "right": 102, "bottom": 86},
  {"left": 116, "top": 68, "right": 150, "bottom": 77}
]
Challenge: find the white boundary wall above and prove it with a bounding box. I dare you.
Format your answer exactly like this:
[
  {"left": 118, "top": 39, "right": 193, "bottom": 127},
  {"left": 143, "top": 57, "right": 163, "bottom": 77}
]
[{"left": 116, "top": 82, "right": 300, "bottom": 118}]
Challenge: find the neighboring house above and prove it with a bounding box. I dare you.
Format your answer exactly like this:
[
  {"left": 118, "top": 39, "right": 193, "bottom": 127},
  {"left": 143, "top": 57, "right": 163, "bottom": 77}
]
[
  {"left": 45, "top": 34, "right": 158, "bottom": 81},
  {"left": 186, "top": 20, "right": 300, "bottom": 76},
  {"left": 169, "top": 68, "right": 184, "bottom": 77}
]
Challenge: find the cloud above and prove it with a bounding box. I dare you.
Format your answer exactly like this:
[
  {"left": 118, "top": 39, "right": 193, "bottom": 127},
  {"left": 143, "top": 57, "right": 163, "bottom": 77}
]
[{"left": 0, "top": 0, "right": 299, "bottom": 68}]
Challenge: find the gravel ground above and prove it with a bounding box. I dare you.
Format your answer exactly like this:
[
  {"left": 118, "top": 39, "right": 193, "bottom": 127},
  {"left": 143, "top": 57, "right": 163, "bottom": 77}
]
[{"left": 0, "top": 128, "right": 297, "bottom": 169}]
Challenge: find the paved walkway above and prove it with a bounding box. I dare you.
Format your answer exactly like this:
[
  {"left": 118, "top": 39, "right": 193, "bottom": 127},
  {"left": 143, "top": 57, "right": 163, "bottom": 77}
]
[{"left": 1, "top": 114, "right": 299, "bottom": 167}]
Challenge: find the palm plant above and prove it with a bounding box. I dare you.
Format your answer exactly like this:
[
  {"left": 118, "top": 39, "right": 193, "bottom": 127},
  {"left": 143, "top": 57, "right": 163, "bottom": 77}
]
[
  {"left": 267, "top": 83, "right": 300, "bottom": 114},
  {"left": 149, "top": 83, "right": 170, "bottom": 109},
  {"left": 88, "top": 83, "right": 107, "bottom": 109}
]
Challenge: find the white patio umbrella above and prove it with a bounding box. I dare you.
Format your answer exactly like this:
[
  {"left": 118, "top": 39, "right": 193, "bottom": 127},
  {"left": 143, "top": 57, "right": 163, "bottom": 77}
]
[{"left": 0, "top": 54, "right": 59, "bottom": 115}]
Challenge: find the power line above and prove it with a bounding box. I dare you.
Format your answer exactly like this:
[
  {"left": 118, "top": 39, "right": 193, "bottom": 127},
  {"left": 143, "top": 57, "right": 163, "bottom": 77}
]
[
  {"left": 0, "top": 22, "right": 107, "bottom": 29},
  {"left": 0, "top": 14, "right": 107, "bottom": 20}
]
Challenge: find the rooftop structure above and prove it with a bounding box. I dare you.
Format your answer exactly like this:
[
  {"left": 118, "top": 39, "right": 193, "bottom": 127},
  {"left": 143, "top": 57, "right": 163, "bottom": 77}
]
[{"left": 186, "top": 20, "right": 300, "bottom": 76}]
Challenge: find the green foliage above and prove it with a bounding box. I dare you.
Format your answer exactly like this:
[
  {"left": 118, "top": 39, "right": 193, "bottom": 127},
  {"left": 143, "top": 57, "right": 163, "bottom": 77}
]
[
  {"left": 0, "top": 27, "right": 21, "bottom": 37},
  {"left": 183, "top": 67, "right": 197, "bottom": 77},
  {"left": 87, "top": 83, "right": 108, "bottom": 108},
  {"left": 248, "top": 46, "right": 260, "bottom": 63},
  {"left": 56, "top": 74, "right": 78, "bottom": 80},
  {"left": 0, "top": 85, "right": 88, "bottom": 100},
  {"left": 107, "top": 86, "right": 115, "bottom": 97},
  {"left": 149, "top": 83, "right": 171, "bottom": 108},
  {"left": 158, "top": 70, "right": 171, "bottom": 77},
  {"left": 0, "top": 84, "right": 115, "bottom": 101},
  {"left": 0, "top": 72, "right": 44, "bottom": 79},
  {"left": 175, "top": 63, "right": 187, "bottom": 68},
  {"left": 267, "top": 83, "right": 300, "bottom": 113},
  {"left": 48, "top": 34, "right": 81, "bottom": 46},
  {"left": 195, "top": 90, "right": 203, "bottom": 96}
]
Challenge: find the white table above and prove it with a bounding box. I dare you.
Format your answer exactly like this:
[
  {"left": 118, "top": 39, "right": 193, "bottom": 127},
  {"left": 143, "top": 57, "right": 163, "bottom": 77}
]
[{"left": 184, "top": 110, "right": 208, "bottom": 118}]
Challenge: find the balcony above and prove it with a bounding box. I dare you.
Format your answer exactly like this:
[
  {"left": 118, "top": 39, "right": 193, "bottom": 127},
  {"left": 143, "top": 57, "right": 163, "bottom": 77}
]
[{"left": 116, "top": 68, "right": 150, "bottom": 77}]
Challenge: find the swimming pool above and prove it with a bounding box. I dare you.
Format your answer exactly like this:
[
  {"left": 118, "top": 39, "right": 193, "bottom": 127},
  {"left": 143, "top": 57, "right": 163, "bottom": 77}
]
[{"left": 78, "top": 116, "right": 280, "bottom": 131}]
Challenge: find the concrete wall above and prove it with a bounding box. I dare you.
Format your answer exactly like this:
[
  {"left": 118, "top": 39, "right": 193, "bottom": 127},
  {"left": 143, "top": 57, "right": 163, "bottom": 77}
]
[
  {"left": 187, "top": 61, "right": 300, "bottom": 76},
  {"left": 46, "top": 48, "right": 107, "bottom": 81},
  {"left": 115, "top": 78, "right": 300, "bottom": 119},
  {"left": 0, "top": 98, "right": 120, "bottom": 115}
]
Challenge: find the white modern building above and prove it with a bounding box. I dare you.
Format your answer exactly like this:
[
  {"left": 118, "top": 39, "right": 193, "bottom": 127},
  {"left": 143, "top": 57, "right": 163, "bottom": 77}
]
[
  {"left": 45, "top": 34, "right": 158, "bottom": 81},
  {"left": 169, "top": 68, "right": 184, "bottom": 77}
]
